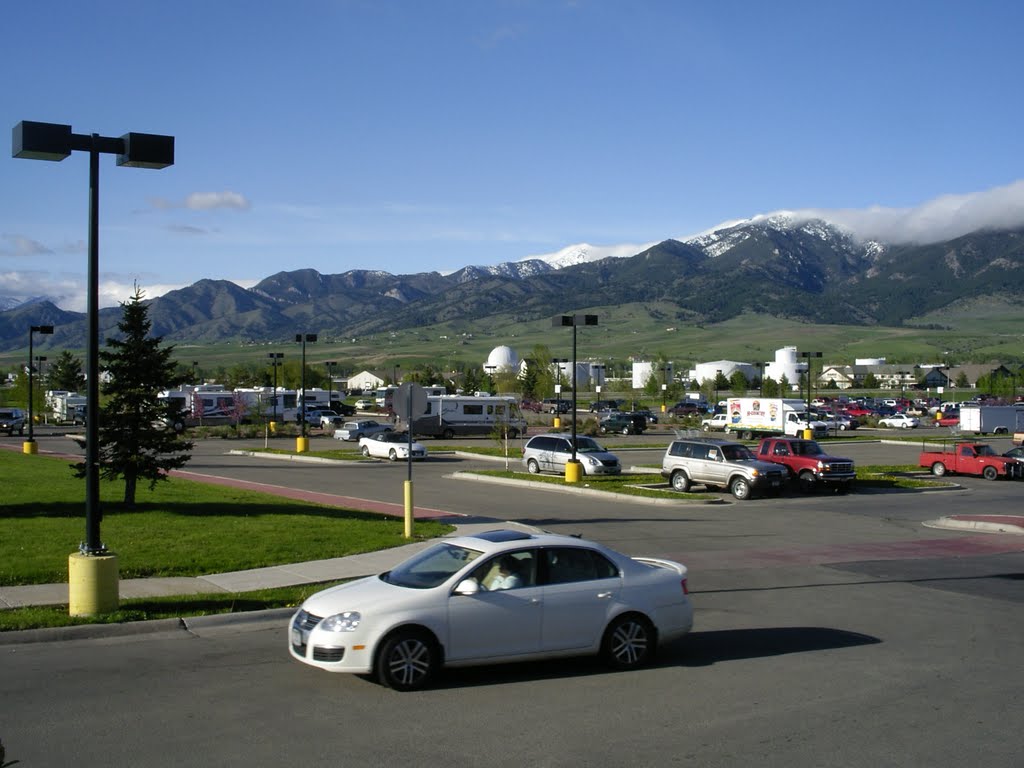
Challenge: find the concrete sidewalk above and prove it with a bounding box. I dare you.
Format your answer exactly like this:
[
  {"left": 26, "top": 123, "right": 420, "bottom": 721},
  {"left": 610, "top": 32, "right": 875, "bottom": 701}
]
[{"left": 0, "top": 518, "right": 532, "bottom": 610}]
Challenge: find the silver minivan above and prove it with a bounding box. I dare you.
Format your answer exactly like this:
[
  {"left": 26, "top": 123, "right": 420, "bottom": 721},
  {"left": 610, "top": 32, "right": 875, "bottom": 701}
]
[{"left": 522, "top": 433, "right": 621, "bottom": 476}]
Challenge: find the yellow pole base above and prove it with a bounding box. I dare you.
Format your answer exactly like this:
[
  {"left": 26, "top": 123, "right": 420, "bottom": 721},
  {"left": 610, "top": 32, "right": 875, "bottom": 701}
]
[
  {"left": 68, "top": 552, "right": 119, "bottom": 616},
  {"left": 23, "top": 440, "right": 38, "bottom": 455},
  {"left": 269, "top": 421, "right": 277, "bottom": 434},
  {"left": 802, "top": 428, "right": 813, "bottom": 440},
  {"left": 404, "top": 479, "right": 414, "bottom": 538},
  {"left": 296, "top": 436, "right": 309, "bottom": 453},
  {"left": 553, "top": 416, "right": 561, "bottom": 429},
  {"left": 565, "top": 460, "right": 583, "bottom": 483}
]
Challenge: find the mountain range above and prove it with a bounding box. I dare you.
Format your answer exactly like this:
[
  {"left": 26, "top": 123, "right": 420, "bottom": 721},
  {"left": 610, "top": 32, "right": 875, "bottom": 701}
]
[{"left": 2, "top": 215, "right": 1023, "bottom": 353}]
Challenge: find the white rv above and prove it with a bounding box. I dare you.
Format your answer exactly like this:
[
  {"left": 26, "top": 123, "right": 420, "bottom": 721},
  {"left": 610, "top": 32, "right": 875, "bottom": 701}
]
[{"left": 407, "top": 395, "right": 527, "bottom": 439}]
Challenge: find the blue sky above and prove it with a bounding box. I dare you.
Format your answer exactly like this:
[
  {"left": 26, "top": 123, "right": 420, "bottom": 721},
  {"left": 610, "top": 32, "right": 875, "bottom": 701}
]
[{"left": 3, "top": 0, "right": 1024, "bottom": 311}]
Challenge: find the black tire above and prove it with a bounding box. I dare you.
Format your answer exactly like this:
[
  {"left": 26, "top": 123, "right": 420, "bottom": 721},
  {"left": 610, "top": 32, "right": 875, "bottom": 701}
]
[
  {"left": 798, "top": 470, "right": 816, "bottom": 494},
  {"left": 527, "top": 458, "right": 541, "bottom": 474},
  {"left": 442, "top": 428, "right": 455, "bottom": 440},
  {"left": 601, "top": 613, "right": 655, "bottom": 670},
  {"left": 730, "top": 477, "right": 751, "bottom": 500},
  {"left": 360, "top": 445, "right": 370, "bottom": 457},
  {"left": 621, "top": 426, "right": 630, "bottom": 436},
  {"left": 388, "top": 448, "right": 398, "bottom": 461},
  {"left": 376, "top": 630, "right": 438, "bottom": 691},
  {"left": 931, "top": 462, "right": 947, "bottom": 477},
  {"left": 983, "top": 465, "right": 998, "bottom": 481},
  {"left": 670, "top": 470, "right": 690, "bottom": 493},
  {"left": 507, "top": 428, "right": 519, "bottom": 439}
]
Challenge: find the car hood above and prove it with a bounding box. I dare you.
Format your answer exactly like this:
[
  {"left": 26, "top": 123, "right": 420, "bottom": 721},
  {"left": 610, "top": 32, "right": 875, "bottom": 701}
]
[{"left": 301, "top": 573, "right": 439, "bottom": 617}]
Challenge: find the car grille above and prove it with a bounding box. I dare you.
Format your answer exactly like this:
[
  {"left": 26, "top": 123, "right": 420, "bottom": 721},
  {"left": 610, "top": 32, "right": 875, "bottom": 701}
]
[
  {"left": 826, "top": 462, "right": 854, "bottom": 474},
  {"left": 313, "top": 646, "right": 346, "bottom": 662},
  {"left": 294, "top": 609, "right": 322, "bottom": 631},
  {"left": 763, "top": 469, "right": 784, "bottom": 481}
]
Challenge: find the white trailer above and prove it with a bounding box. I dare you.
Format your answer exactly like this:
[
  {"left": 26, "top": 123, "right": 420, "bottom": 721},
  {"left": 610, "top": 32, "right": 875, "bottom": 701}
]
[
  {"left": 48, "top": 391, "right": 87, "bottom": 423},
  {"left": 958, "top": 405, "right": 1024, "bottom": 435},
  {"left": 723, "top": 397, "right": 828, "bottom": 439},
  {"left": 407, "top": 395, "right": 527, "bottom": 439}
]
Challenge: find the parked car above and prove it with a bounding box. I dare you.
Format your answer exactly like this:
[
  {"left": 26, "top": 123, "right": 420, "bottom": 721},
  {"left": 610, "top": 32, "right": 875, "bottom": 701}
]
[
  {"left": 353, "top": 399, "right": 376, "bottom": 411},
  {"left": 701, "top": 413, "right": 730, "bottom": 432},
  {"left": 0, "top": 408, "right": 26, "bottom": 436},
  {"left": 589, "top": 399, "right": 622, "bottom": 413},
  {"left": 756, "top": 437, "right": 856, "bottom": 493},
  {"left": 878, "top": 413, "right": 920, "bottom": 429},
  {"left": 632, "top": 408, "right": 659, "bottom": 425},
  {"left": 936, "top": 412, "right": 960, "bottom": 427},
  {"left": 319, "top": 411, "right": 345, "bottom": 429},
  {"left": 519, "top": 398, "right": 543, "bottom": 413},
  {"left": 335, "top": 420, "right": 393, "bottom": 442},
  {"left": 598, "top": 412, "right": 647, "bottom": 435},
  {"left": 522, "top": 433, "right": 621, "bottom": 476},
  {"left": 541, "top": 398, "right": 572, "bottom": 414},
  {"left": 288, "top": 528, "right": 694, "bottom": 690},
  {"left": 359, "top": 431, "right": 427, "bottom": 461},
  {"left": 1003, "top": 446, "right": 1024, "bottom": 460},
  {"left": 668, "top": 401, "right": 703, "bottom": 416},
  {"left": 661, "top": 437, "right": 786, "bottom": 500}
]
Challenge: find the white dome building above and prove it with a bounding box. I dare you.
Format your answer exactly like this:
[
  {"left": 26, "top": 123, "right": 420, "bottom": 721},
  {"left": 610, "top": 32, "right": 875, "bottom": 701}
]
[{"left": 484, "top": 345, "right": 519, "bottom": 373}]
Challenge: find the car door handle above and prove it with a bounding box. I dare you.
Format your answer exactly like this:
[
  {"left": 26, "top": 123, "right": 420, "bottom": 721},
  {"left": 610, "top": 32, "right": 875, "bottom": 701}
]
[{"left": 596, "top": 592, "right": 613, "bottom": 599}]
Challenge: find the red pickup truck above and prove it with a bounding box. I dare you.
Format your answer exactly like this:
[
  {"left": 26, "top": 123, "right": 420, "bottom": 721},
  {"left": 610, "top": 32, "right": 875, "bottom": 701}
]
[
  {"left": 919, "top": 442, "right": 1023, "bottom": 480},
  {"left": 756, "top": 437, "right": 856, "bottom": 493}
]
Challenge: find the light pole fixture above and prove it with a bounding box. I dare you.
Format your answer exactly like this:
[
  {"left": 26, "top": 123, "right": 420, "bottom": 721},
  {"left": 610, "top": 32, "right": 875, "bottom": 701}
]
[
  {"left": 26, "top": 324, "right": 54, "bottom": 451},
  {"left": 14, "top": 121, "right": 173, "bottom": 561},
  {"left": 267, "top": 353, "right": 284, "bottom": 423},
  {"left": 799, "top": 351, "right": 822, "bottom": 433},
  {"left": 553, "top": 314, "right": 598, "bottom": 477},
  {"left": 393, "top": 363, "right": 401, "bottom": 386},
  {"left": 552, "top": 358, "right": 569, "bottom": 423},
  {"left": 715, "top": 369, "right": 722, "bottom": 413},
  {"left": 295, "top": 334, "right": 318, "bottom": 441},
  {"left": 324, "top": 361, "right": 337, "bottom": 410},
  {"left": 662, "top": 361, "right": 672, "bottom": 412}
]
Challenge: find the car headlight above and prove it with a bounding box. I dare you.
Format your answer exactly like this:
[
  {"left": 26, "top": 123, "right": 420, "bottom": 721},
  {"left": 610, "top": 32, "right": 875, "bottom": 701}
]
[
  {"left": 320, "top": 611, "right": 362, "bottom": 632},
  {"left": 583, "top": 456, "right": 600, "bottom": 466}
]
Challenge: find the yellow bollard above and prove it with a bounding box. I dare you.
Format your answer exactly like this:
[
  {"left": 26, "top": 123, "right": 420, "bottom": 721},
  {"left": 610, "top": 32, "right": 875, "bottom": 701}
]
[
  {"left": 269, "top": 420, "right": 277, "bottom": 434},
  {"left": 404, "top": 480, "right": 414, "bottom": 538},
  {"left": 296, "top": 436, "right": 309, "bottom": 453},
  {"left": 68, "top": 552, "right": 119, "bottom": 616},
  {"left": 803, "top": 428, "right": 813, "bottom": 440},
  {"left": 553, "top": 416, "right": 561, "bottom": 429},
  {"left": 22, "top": 440, "right": 38, "bottom": 455},
  {"left": 564, "top": 460, "right": 582, "bottom": 483}
]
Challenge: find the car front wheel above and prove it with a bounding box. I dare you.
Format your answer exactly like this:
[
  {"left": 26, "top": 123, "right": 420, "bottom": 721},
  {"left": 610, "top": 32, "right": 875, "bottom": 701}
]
[
  {"left": 601, "top": 613, "right": 655, "bottom": 670},
  {"left": 388, "top": 449, "right": 398, "bottom": 461},
  {"left": 983, "top": 465, "right": 999, "bottom": 481},
  {"left": 361, "top": 445, "right": 370, "bottom": 457},
  {"left": 376, "top": 630, "right": 438, "bottom": 691},
  {"left": 730, "top": 477, "right": 751, "bottom": 500}
]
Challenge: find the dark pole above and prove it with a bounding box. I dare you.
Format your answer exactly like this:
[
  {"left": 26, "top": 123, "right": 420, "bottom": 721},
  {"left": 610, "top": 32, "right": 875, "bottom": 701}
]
[
  {"left": 571, "top": 323, "right": 578, "bottom": 461},
  {"left": 325, "top": 361, "right": 336, "bottom": 409},
  {"left": 267, "top": 353, "right": 283, "bottom": 423},
  {"left": 295, "top": 335, "right": 317, "bottom": 436},
  {"left": 84, "top": 136, "right": 102, "bottom": 554}
]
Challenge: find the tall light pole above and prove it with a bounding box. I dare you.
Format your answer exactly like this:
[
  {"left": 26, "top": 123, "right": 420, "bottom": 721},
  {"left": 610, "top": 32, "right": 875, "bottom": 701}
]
[
  {"left": 553, "top": 314, "right": 598, "bottom": 481},
  {"left": 191, "top": 361, "right": 199, "bottom": 384},
  {"left": 552, "top": 358, "right": 568, "bottom": 428},
  {"left": 324, "top": 361, "right": 337, "bottom": 410},
  {"left": 14, "top": 120, "right": 173, "bottom": 615},
  {"left": 755, "top": 362, "right": 765, "bottom": 397},
  {"left": 799, "top": 351, "right": 822, "bottom": 435},
  {"left": 267, "top": 353, "right": 284, "bottom": 424},
  {"left": 295, "top": 334, "right": 318, "bottom": 449},
  {"left": 25, "top": 324, "right": 54, "bottom": 453}
]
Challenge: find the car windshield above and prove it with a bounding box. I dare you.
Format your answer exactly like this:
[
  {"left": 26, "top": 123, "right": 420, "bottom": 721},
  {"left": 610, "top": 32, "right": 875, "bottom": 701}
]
[
  {"left": 721, "top": 444, "right": 755, "bottom": 461},
  {"left": 381, "top": 542, "right": 484, "bottom": 589},
  {"left": 793, "top": 442, "right": 823, "bottom": 456},
  {"left": 573, "top": 437, "right": 606, "bottom": 453}
]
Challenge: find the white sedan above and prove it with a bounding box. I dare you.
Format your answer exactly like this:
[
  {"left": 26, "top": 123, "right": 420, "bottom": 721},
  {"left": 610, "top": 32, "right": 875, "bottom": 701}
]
[
  {"left": 878, "top": 413, "right": 920, "bottom": 429},
  {"left": 359, "top": 431, "right": 427, "bottom": 461},
  {"left": 289, "top": 529, "right": 694, "bottom": 690}
]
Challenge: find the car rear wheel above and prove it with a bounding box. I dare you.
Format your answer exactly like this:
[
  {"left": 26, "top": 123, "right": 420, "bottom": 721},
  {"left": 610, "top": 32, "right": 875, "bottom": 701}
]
[
  {"left": 360, "top": 445, "right": 370, "bottom": 457},
  {"left": 527, "top": 458, "right": 541, "bottom": 474},
  {"left": 376, "top": 630, "right": 438, "bottom": 691},
  {"left": 670, "top": 471, "right": 690, "bottom": 493},
  {"left": 730, "top": 477, "right": 751, "bottom": 500},
  {"left": 601, "top": 613, "right": 655, "bottom": 670},
  {"left": 931, "top": 462, "right": 947, "bottom": 476},
  {"left": 622, "top": 426, "right": 631, "bottom": 435},
  {"left": 983, "top": 465, "right": 999, "bottom": 481},
  {"left": 442, "top": 428, "right": 455, "bottom": 440}
]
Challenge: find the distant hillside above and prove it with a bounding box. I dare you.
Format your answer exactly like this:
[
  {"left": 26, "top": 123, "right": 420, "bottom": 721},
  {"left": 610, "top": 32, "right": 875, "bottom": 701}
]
[{"left": 2, "top": 219, "right": 1023, "bottom": 353}]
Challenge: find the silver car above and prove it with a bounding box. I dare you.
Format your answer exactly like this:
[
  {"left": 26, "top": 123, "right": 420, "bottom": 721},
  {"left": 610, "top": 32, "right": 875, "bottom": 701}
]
[
  {"left": 661, "top": 437, "right": 785, "bottom": 500},
  {"left": 522, "top": 433, "right": 621, "bottom": 476}
]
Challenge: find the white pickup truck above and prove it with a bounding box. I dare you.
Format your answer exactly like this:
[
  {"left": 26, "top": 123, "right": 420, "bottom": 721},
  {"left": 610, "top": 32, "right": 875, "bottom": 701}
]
[{"left": 701, "top": 413, "right": 730, "bottom": 431}]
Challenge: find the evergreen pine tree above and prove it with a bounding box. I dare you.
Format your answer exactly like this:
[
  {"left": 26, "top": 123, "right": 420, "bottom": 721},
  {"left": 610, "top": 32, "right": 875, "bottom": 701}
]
[
  {"left": 49, "top": 350, "right": 85, "bottom": 393},
  {"left": 93, "top": 287, "right": 193, "bottom": 506}
]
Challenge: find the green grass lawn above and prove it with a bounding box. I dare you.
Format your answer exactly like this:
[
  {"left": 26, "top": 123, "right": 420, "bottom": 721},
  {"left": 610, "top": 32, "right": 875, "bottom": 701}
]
[{"left": 0, "top": 450, "right": 453, "bottom": 631}]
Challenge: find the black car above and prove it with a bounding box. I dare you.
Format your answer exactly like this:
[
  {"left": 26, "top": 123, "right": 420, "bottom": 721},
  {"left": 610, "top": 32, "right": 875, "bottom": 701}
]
[
  {"left": 589, "top": 399, "right": 623, "bottom": 413},
  {"left": 598, "top": 412, "right": 647, "bottom": 435},
  {"left": 541, "top": 398, "right": 572, "bottom": 414}
]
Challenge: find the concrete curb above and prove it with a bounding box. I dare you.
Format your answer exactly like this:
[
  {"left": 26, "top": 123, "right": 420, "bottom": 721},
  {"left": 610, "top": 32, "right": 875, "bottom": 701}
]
[{"left": 924, "top": 516, "right": 1024, "bottom": 535}]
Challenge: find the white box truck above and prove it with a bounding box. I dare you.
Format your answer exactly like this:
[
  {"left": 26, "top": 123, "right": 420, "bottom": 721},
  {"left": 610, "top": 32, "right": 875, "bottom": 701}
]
[
  {"left": 722, "top": 397, "right": 827, "bottom": 439},
  {"left": 958, "top": 405, "right": 1024, "bottom": 435}
]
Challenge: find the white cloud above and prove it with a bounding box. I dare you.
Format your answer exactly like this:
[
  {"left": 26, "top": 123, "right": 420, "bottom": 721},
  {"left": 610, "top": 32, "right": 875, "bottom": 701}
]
[{"left": 149, "top": 191, "right": 251, "bottom": 211}]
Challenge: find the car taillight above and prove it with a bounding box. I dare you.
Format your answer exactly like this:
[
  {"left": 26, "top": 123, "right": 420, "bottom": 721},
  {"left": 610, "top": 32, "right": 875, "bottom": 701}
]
[{"left": 680, "top": 578, "right": 689, "bottom": 595}]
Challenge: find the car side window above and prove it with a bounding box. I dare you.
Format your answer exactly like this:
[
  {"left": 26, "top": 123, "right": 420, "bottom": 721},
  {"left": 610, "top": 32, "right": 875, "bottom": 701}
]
[
  {"left": 543, "top": 547, "right": 619, "bottom": 585},
  {"left": 471, "top": 550, "right": 536, "bottom": 590}
]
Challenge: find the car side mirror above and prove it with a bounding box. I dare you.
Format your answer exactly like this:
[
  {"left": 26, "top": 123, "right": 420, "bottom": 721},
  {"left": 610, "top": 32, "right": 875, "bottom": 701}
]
[{"left": 454, "top": 578, "right": 481, "bottom": 596}]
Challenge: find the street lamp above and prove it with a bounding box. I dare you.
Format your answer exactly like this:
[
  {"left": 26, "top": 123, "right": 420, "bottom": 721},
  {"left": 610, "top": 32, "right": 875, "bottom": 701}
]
[
  {"left": 799, "top": 351, "right": 822, "bottom": 434},
  {"left": 755, "top": 362, "right": 765, "bottom": 397},
  {"left": 267, "top": 353, "right": 284, "bottom": 423},
  {"left": 662, "top": 361, "right": 673, "bottom": 412},
  {"left": 324, "top": 361, "right": 337, "bottom": 410},
  {"left": 552, "top": 358, "right": 568, "bottom": 427},
  {"left": 553, "top": 314, "right": 598, "bottom": 481},
  {"left": 191, "top": 361, "right": 199, "bottom": 383},
  {"left": 14, "top": 119, "right": 174, "bottom": 615},
  {"left": 295, "top": 334, "right": 318, "bottom": 447},
  {"left": 25, "top": 324, "right": 54, "bottom": 452}
]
